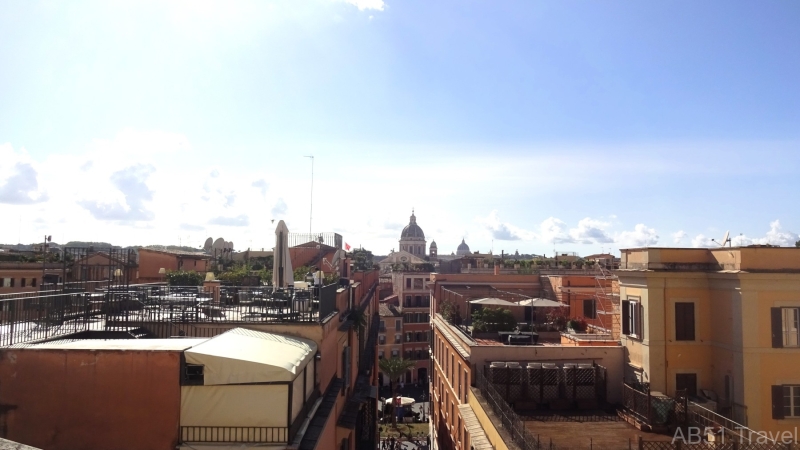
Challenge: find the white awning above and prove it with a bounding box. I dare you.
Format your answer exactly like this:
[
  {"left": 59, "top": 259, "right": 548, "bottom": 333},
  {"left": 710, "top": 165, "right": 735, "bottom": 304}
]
[{"left": 185, "top": 328, "right": 318, "bottom": 385}]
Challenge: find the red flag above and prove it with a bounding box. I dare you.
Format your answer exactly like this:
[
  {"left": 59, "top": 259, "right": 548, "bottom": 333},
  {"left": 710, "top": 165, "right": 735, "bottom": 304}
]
[{"left": 345, "top": 242, "right": 351, "bottom": 251}]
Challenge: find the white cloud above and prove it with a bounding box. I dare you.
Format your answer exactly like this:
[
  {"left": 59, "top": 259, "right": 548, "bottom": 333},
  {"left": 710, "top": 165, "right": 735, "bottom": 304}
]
[
  {"left": 691, "top": 234, "right": 715, "bottom": 248},
  {"left": 271, "top": 198, "right": 288, "bottom": 218},
  {"left": 728, "top": 220, "right": 799, "bottom": 247},
  {"left": 568, "top": 218, "right": 614, "bottom": 244},
  {"left": 539, "top": 217, "right": 569, "bottom": 243},
  {"left": 78, "top": 164, "right": 155, "bottom": 222},
  {"left": 672, "top": 230, "right": 687, "bottom": 244},
  {"left": 615, "top": 224, "right": 659, "bottom": 248},
  {"left": 208, "top": 214, "right": 250, "bottom": 227},
  {"left": 340, "top": 0, "right": 385, "bottom": 11},
  {"left": 479, "top": 211, "right": 535, "bottom": 241},
  {"left": 538, "top": 216, "right": 613, "bottom": 245},
  {"left": 252, "top": 179, "right": 269, "bottom": 197},
  {"left": 0, "top": 143, "right": 48, "bottom": 204}
]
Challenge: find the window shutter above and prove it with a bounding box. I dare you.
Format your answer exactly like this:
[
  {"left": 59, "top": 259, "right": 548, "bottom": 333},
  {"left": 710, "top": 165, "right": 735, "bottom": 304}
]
[
  {"left": 676, "top": 303, "right": 695, "bottom": 341},
  {"left": 638, "top": 303, "right": 645, "bottom": 339},
  {"left": 675, "top": 303, "right": 685, "bottom": 340},
  {"left": 772, "top": 385, "right": 785, "bottom": 420},
  {"left": 622, "top": 300, "right": 630, "bottom": 335},
  {"left": 771, "top": 308, "right": 783, "bottom": 348},
  {"left": 344, "top": 347, "right": 352, "bottom": 388}
]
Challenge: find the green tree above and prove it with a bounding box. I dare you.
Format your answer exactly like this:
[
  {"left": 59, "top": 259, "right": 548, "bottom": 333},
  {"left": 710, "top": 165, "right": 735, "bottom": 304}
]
[
  {"left": 216, "top": 264, "right": 249, "bottom": 284},
  {"left": 294, "top": 265, "right": 312, "bottom": 282},
  {"left": 379, "top": 357, "right": 417, "bottom": 428},
  {"left": 471, "top": 307, "right": 517, "bottom": 333},
  {"left": 351, "top": 247, "right": 376, "bottom": 271},
  {"left": 166, "top": 270, "right": 204, "bottom": 286}
]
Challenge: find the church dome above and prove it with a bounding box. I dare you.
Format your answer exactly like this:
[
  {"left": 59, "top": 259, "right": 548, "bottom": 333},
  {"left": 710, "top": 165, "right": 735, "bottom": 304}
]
[
  {"left": 456, "top": 238, "right": 471, "bottom": 256},
  {"left": 400, "top": 211, "right": 425, "bottom": 240},
  {"left": 430, "top": 240, "right": 437, "bottom": 248}
]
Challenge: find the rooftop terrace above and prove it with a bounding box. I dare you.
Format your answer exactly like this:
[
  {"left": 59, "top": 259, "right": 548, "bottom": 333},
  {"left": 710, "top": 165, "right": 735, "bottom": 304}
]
[{"left": 0, "top": 283, "right": 345, "bottom": 347}]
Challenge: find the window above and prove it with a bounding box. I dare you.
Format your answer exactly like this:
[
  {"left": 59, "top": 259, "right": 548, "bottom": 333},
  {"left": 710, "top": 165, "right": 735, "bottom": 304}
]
[
  {"left": 675, "top": 373, "right": 697, "bottom": 398},
  {"left": 463, "top": 369, "right": 469, "bottom": 402},
  {"left": 31, "top": 278, "right": 36, "bottom": 287},
  {"left": 772, "top": 307, "right": 800, "bottom": 348},
  {"left": 675, "top": 302, "right": 696, "bottom": 341},
  {"left": 622, "top": 299, "right": 644, "bottom": 339},
  {"left": 583, "top": 299, "right": 596, "bottom": 319},
  {"left": 406, "top": 278, "right": 412, "bottom": 288},
  {"left": 380, "top": 320, "right": 385, "bottom": 330},
  {"left": 773, "top": 385, "right": 800, "bottom": 419},
  {"left": 405, "top": 296, "right": 412, "bottom": 307},
  {"left": 396, "top": 320, "right": 401, "bottom": 331},
  {"left": 20, "top": 278, "right": 26, "bottom": 288},
  {"left": 379, "top": 335, "right": 386, "bottom": 345},
  {"left": 458, "top": 362, "right": 462, "bottom": 400},
  {"left": 406, "top": 332, "right": 412, "bottom": 342},
  {"left": 9, "top": 278, "right": 14, "bottom": 288},
  {"left": 395, "top": 334, "right": 401, "bottom": 344},
  {"left": 392, "top": 349, "right": 399, "bottom": 357},
  {"left": 414, "top": 278, "right": 423, "bottom": 289},
  {"left": 183, "top": 364, "right": 204, "bottom": 385},
  {"left": 379, "top": 350, "right": 384, "bottom": 359}
]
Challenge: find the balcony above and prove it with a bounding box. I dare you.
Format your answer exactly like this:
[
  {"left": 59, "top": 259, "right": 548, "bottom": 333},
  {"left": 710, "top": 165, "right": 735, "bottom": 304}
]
[{"left": 180, "top": 426, "right": 289, "bottom": 444}]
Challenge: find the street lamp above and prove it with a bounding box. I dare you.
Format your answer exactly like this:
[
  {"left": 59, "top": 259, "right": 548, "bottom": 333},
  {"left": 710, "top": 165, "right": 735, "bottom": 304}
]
[{"left": 41, "top": 235, "right": 52, "bottom": 288}]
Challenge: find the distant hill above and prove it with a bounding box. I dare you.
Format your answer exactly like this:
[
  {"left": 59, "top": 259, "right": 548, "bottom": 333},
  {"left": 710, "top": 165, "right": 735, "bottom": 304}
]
[
  {"left": 64, "top": 241, "right": 118, "bottom": 249},
  {"left": 141, "top": 245, "right": 204, "bottom": 253}
]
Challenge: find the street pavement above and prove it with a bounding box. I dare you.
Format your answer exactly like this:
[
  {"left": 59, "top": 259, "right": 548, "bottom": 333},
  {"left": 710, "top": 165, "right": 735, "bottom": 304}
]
[{"left": 378, "top": 384, "right": 432, "bottom": 450}]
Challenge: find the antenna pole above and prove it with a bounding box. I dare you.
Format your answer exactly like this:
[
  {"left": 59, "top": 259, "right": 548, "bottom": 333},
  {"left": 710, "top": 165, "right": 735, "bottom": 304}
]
[{"left": 305, "top": 155, "right": 314, "bottom": 235}]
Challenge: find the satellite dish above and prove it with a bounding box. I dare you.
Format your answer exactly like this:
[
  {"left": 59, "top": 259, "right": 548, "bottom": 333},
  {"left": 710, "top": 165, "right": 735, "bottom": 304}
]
[
  {"left": 712, "top": 231, "right": 731, "bottom": 248},
  {"left": 212, "top": 238, "right": 225, "bottom": 251},
  {"left": 203, "top": 237, "right": 213, "bottom": 252}
]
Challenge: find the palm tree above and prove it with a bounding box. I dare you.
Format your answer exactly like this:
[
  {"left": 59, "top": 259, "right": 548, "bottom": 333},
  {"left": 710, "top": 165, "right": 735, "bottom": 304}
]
[{"left": 379, "top": 357, "right": 417, "bottom": 427}]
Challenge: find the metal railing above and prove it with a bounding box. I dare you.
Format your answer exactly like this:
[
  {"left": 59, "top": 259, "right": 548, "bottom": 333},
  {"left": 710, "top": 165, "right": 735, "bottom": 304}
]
[
  {"left": 622, "top": 382, "right": 653, "bottom": 424},
  {"left": 180, "top": 426, "right": 289, "bottom": 443},
  {"left": 475, "top": 369, "right": 557, "bottom": 450},
  {"left": 688, "top": 401, "right": 766, "bottom": 445},
  {"left": 0, "top": 292, "right": 106, "bottom": 346},
  {"left": 0, "top": 282, "right": 343, "bottom": 347},
  {"left": 639, "top": 437, "right": 794, "bottom": 450}
]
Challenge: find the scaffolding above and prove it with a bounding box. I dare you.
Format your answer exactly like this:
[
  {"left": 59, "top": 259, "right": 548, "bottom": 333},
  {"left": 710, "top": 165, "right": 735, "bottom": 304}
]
[{"left": 593, "top": 267, "right": 620, "bottom": 339}]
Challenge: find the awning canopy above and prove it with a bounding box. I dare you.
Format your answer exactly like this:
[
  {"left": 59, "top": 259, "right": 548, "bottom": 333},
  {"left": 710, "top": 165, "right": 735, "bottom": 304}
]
[
  {"left": 184, "top": 328, "right": 317, "bottom": 385},
  {"left": 516, "top": 298, "right": 567, "bottom": 308},
  {"left": 468, "top": 298, "right": 520, "bottom": 307},
  {"left": 385, "top": 396, "right": 415, "bottom": 406}
]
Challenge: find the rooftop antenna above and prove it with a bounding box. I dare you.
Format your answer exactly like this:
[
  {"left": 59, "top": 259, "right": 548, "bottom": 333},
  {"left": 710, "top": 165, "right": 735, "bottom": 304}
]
[
  {"left": 304, "top": 155, "right": 314, "bottom": 235},
  {"left": 711, "top": 230, "right": 731, "bottom": 248}
]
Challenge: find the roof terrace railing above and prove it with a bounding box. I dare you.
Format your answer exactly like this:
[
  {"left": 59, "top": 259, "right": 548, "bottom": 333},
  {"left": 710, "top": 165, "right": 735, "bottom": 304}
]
[{"left": 0, "top": 282, "right": 345, "bottom": 346}]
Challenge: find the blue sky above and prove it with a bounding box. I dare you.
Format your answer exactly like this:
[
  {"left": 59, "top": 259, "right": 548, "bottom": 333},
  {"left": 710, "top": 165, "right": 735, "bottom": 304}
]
[{"left": 1, "top": 0, "right": 798, "bottom": 255}]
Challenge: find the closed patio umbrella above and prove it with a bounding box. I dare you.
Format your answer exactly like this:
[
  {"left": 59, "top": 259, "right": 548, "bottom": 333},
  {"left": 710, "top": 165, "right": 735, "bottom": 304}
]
[
  {"left": 272, "top": 220, "right": 294, "bottom": 288},
  {"left": 468, "top": 298, "right": 520, "bottom": 307},
  {"left": 516, "top": 298, "right": 567, "bottom": 307}
]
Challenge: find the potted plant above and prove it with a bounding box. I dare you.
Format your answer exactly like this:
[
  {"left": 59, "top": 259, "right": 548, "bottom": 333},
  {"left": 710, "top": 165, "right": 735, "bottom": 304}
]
[{"left": 567, "top": 317, "right": 588, "bottom": 333}]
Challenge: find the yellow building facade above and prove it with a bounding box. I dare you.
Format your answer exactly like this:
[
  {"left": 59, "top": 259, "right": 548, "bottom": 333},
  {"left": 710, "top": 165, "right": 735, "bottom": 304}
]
[{"left": 617, "top": 247, "right": 800, "bottom": 435}]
